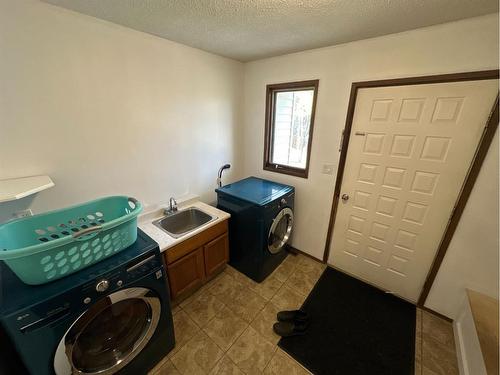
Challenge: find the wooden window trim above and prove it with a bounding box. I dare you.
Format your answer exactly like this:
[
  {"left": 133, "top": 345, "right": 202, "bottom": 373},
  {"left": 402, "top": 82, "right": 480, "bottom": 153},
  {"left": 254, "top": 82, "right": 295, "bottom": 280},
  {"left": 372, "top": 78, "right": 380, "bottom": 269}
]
[{"left": 263, "top": 80, "right": 319, "bottom": 179}]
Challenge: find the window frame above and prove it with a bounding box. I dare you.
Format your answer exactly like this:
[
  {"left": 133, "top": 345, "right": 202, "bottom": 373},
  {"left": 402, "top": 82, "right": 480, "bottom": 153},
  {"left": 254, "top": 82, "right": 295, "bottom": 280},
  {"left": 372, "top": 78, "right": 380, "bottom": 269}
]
[{"left": 263, "top": 79, "right": 319, "bottom": 179}]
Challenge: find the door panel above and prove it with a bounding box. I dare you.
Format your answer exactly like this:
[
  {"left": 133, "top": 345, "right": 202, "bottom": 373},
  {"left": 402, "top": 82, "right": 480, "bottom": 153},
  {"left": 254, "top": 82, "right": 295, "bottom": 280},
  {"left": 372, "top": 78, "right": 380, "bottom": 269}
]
[
  {"left": 204, "top": 234, "right": 229, "bottom": 277},
  {"left": 328, "top": 79, "right": 498, "bottom": 302},
  {"left": 167, "top": 248, "right": 205, "bottom": 299}
]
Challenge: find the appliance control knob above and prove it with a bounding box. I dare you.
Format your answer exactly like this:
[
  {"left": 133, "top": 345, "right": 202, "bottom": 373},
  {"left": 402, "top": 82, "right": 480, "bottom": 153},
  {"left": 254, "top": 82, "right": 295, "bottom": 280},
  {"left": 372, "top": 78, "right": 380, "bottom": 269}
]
[
  {"left": 280, "top": 198, "right": 287, "bottom": 206},
  {"left": 95, "top": 279, "right": 109, "bottom": 293}
]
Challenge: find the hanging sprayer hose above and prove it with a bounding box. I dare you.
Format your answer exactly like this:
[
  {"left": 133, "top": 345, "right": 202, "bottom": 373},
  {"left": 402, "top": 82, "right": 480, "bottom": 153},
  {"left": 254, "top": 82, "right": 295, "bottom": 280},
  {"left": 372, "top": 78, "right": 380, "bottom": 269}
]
[{"left": 217, "top": 164, "right": 231, "bottom": 187}]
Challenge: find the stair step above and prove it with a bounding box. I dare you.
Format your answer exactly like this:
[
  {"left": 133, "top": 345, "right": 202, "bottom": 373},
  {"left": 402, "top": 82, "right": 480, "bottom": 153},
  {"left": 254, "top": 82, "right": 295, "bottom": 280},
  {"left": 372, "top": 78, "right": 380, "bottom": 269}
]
[{"left": 467, "top": 289, "right": 499, "bottom": 375}]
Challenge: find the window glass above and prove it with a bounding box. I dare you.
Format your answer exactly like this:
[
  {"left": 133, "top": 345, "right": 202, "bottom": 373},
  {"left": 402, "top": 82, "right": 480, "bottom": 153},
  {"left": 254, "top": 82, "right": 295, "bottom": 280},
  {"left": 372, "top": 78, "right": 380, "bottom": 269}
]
[
  {"left": 272, "top": 90, "right": 314, "bottom": 169},
  {"left": 264, "top": 80, "right": 318, "bottom": 178},
  {"left": 72, "top": 298, "right": 150, "bottom": 373}
]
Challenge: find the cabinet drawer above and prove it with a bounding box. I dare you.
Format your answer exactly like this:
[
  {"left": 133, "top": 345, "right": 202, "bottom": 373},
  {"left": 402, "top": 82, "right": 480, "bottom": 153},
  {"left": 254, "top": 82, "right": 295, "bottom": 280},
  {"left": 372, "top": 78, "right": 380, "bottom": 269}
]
[
  {"left": 165, "top": 220, "right": 228, "bottom": 265},
  {"left": 204, "top": 234, "right": 229, "bottom": 278}
]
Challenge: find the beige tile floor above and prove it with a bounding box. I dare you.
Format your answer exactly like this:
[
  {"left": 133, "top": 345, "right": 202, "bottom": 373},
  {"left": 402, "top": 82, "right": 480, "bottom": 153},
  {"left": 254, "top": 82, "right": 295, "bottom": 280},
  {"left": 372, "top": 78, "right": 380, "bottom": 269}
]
[
  {"left": 416, "top": 308, "right": 460, "bottom": 375},
  {"left": 149, "top": 254, "right": 459, "bottom": 375}
]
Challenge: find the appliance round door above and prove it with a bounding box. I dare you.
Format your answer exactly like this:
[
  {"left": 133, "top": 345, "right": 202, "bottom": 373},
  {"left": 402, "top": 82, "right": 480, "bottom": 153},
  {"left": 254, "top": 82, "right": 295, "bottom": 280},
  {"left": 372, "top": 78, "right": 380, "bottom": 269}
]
[
  {"left": 54, "top": 287, "right": 161, "bottom": 375},
  {"left": 267, "top": 207, "right": 294, "bottom": 254}
]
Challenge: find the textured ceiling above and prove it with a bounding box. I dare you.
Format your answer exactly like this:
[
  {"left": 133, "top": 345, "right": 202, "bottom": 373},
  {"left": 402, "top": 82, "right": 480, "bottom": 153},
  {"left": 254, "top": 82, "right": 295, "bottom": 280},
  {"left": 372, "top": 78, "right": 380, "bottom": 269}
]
[{"left": 41, "top": 0, "right": 499, "bottom": 61}]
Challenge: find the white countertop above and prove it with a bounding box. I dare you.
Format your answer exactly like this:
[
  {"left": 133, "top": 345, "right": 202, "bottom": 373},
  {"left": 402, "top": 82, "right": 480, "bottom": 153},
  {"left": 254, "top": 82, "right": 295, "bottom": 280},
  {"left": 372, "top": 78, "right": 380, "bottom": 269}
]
[{"left": 138, "top": 200, "right": 230, "bottom": 252}]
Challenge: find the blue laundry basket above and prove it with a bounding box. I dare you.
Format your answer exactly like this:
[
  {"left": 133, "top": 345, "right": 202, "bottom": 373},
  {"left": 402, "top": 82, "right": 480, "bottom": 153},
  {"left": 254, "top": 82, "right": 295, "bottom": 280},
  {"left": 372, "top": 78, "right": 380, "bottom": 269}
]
[{"left": 0, "top": 196, "right": 143, "bottom": 285}]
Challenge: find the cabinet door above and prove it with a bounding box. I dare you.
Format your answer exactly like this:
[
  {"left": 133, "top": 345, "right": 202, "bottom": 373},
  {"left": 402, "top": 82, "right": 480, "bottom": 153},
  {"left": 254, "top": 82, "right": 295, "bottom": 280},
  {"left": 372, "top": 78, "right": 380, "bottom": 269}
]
[
  {"left": 167, "top": 247, "right": 205, "bottom": 300},
  {"left": 204, "top": 234, "right": 229, "bottom": 278}
]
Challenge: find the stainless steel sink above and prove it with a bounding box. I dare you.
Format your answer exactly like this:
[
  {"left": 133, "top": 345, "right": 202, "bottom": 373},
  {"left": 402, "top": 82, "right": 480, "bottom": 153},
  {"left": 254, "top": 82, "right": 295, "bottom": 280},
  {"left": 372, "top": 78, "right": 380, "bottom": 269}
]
[{"left": 152, "top": 207, "right": 217, "bottom": 238}]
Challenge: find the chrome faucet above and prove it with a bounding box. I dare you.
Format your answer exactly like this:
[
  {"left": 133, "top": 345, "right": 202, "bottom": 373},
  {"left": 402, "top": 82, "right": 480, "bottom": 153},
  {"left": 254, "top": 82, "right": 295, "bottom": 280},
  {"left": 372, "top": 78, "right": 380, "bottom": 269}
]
[{"left": 164, "top": 197, "right": 178, "bottom": 215}]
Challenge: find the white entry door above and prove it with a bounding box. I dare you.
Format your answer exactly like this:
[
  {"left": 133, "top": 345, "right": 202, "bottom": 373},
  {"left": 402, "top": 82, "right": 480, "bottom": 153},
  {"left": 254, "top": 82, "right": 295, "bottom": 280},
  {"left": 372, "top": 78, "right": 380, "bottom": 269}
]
[{"left": 328, "top": 79, "right": 498, "bottom": 302}]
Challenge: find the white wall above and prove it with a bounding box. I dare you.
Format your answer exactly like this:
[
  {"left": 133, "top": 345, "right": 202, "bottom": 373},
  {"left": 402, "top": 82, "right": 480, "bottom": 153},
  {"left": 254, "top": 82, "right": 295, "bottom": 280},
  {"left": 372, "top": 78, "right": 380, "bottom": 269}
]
[
  {"left": 242, "top": 14, "right": 499, "bottom": 318},
  {"left": 426, "top": 129, "right": 499, "bottom": 319},
  {"left": 0, "top": 0, "right": 244, "bottom": 222}
]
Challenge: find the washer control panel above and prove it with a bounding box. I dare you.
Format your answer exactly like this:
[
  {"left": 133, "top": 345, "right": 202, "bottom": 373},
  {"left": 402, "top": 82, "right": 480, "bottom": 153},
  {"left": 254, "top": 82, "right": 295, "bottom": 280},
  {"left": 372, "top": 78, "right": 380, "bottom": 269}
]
[{"left": 73, "top": 252, "right": 162, "bottom": 316}]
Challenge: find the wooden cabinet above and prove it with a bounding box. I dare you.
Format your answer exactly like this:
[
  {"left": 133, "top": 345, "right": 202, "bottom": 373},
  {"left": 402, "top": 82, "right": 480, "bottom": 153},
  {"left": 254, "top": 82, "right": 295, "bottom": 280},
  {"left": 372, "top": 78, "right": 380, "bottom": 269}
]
[
  {"left": 164, "top": 220, "right": 229, "bottom": 300},
  {"left": 167, "top": 247, "right": 205, "bottom": 300},
  {"left": 204, "top": 234, "right": 229, "bottom": 278}
]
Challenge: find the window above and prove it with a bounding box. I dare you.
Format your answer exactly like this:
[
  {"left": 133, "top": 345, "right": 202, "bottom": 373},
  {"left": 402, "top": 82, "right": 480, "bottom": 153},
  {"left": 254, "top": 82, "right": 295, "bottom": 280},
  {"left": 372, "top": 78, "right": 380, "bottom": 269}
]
[{"left": 263, "top": 80, "right": 319, "bottom": 178}]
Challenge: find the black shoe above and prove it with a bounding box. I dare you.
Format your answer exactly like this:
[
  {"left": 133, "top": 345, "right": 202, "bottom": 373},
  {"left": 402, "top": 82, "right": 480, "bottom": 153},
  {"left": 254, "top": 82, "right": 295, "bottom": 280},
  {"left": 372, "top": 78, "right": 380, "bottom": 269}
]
[
  {"left": 277, "top": 310, "right": 308, "bottom": 323},
  {"left": 273, "top": 320, "right": 309, "bottom": 337}
]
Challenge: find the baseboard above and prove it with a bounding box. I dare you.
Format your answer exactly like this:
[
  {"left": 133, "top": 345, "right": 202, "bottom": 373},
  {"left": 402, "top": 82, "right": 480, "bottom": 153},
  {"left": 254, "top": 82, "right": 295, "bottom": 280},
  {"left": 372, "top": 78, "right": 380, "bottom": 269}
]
[
  {"left": 286, "top": 245, "right": 325, "bottom": 263},
  {"left": 453, "top": 295, "right": 488, "bottom": 375},
  {"left": 454, "top": 319, "right": 468, "bottom": 375}
]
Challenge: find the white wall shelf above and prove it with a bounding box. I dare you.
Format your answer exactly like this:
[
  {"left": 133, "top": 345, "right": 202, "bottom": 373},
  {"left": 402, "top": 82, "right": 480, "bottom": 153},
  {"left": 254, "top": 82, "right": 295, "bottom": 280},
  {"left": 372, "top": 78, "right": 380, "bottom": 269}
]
[{"left": 0, "top": 176, "right": 54, "bottom": 203}]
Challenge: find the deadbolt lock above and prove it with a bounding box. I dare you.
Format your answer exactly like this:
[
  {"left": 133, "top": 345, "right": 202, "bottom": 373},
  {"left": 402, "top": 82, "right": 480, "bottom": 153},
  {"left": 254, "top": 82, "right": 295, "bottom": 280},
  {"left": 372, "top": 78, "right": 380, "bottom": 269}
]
[{"left": 341, "top": 194, "right": 349, "bottom": 202}]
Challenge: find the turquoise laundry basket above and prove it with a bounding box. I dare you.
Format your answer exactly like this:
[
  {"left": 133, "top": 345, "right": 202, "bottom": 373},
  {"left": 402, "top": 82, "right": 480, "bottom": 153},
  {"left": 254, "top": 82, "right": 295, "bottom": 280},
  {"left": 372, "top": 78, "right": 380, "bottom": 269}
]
[{"left": 0, "top": 196, "right": 143, "bottom": 285}]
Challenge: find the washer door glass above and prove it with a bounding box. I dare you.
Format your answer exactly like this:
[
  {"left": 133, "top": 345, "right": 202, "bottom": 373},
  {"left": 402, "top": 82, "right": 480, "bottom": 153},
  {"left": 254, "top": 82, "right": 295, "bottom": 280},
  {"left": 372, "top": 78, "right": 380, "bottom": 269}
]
[
  {"left": 268, "top": 207, "right": 294, "bottom": 254},
  {"left": 55, "top": 287, "right": 161, "bottom": 375},
  {"left": 72, "top": 298, "right": 149, "bottom": 373}
]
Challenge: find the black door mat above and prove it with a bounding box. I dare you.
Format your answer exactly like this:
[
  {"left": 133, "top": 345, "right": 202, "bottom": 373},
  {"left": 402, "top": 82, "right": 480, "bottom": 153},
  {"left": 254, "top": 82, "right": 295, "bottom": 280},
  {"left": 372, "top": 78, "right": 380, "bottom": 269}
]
[{"left": 279, "top": 267, "right": 416, "bottom": 375}]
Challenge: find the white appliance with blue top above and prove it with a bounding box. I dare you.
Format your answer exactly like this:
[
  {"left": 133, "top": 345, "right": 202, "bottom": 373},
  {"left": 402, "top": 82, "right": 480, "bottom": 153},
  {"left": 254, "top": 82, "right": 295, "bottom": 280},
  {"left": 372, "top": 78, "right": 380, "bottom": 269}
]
[{"left": 216, "top": 177, "right": 295, "bottom": 282}]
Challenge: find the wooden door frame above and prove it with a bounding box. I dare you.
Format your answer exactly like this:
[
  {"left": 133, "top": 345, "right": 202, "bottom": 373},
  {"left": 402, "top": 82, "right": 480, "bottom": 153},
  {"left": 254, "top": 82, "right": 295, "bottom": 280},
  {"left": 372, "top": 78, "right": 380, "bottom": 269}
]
[{"left": 322, "top": 69, "right": 499, "bottom": 306}]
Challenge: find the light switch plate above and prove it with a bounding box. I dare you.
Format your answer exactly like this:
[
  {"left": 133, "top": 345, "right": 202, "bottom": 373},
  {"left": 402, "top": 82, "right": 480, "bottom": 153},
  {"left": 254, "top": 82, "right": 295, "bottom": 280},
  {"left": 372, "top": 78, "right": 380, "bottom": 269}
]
[{"left": 322, "top": 164, "right": 335, "bottom": 175}]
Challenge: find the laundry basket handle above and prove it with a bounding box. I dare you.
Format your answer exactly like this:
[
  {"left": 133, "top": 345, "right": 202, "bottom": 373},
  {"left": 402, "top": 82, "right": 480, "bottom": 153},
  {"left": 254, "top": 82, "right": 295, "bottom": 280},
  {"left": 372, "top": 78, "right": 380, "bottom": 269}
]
[
  {"left": 72, "top": 226, "right": 103, "bottom": 240},
  {"left": 128, "top": 197, "right": 140, "bottom": 210}
]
